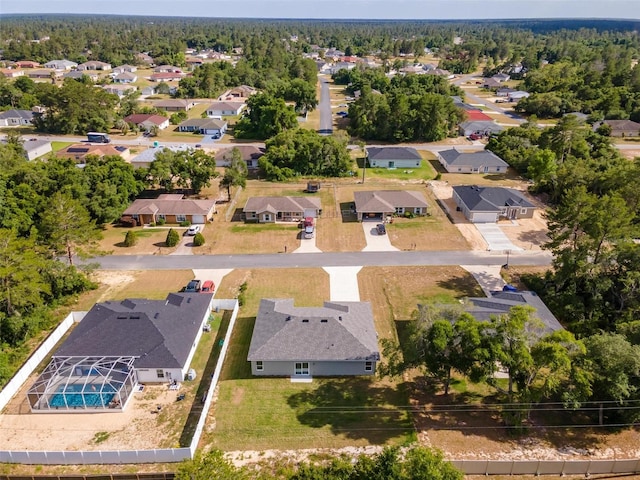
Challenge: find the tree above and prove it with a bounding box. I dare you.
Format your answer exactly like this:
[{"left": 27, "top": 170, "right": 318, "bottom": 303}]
[
  {"left": 40, "top": 193, "right": 102, "bottom": 265},
  {"left": 193, "top": 232, "right": 205, "bottom": 247},
  {"left": 286, "top": 78, "right": 318, "bottom": 113},
  {"left": 165, "top": 228, "right": 180, "bottom": 247},
  {"left": 175, "top": 450, "right": 248, "bottom": 480},
  {"left": 234, "top": 92, "right": 298, "bottom": 140},
  {"left": 220, "top": 148, "right": 248, "bottom": 201},
  {"left": 526, "top": 148, "right": 557, "bottom": 190},
  {"left": 123, "top": 230, "right": 137, "bottom": 247}
]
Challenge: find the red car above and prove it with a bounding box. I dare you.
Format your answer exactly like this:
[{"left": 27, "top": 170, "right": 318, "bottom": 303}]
[
  {"left": 200, "top": 280, "right": 215, "bottom": 293},
  {"left": 468, "top": 133, "right": 482, "bottom": 140}
]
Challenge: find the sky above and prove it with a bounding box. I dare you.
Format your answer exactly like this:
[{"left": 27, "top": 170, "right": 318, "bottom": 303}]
[{"left": 1, "top": 0, "right": 639, "bottom": 20}]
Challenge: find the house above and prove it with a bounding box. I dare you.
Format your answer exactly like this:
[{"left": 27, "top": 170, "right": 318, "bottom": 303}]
[
  {"left": 424, "top": 68, "right": 454, "bottom": 79},
  {"left": 113, "top": 64, "right": 138, "bottom": 74},
  {"left": 507, "top": 91, "right": 530, "bottom": 102},
  {"left": 63, "top": 70, "right": 98, "bottom": 82},
  {"left": 113, "top": 72, "right": 137, "bottom": 83},
  {"left": 123, "top": 113, "right": 170, "bottom": 131},
  {"left": 122, "top": 193, "right": 216, "bottom": 224},
  {"left": 28, "top": 69, "right": 63, "bottom": 80},
  {"left": 14, "top": 60, "right": 40, "bottom": 69},
  {"left": 597, "top": 119, "right": 640, "bottom": 138},
  {"left": 329, "top": 62, "right": 357, "bottom": 74},
  {"left": 77, "top": 61, "right": 112, "bottom": 71},
  {"left": 22, "top": 139, "right": 52, "bottom": 160},
  {"left": 215, "top": 145, "right": 264, "bottom": 169},
  {"left": 205, "top": 101, "right": 245, "bottom": 117},
  {"left": 154, "top": 65, "right": 182, "bottom": 73},
  {"left": 155, "top": 99, "right": 195, "bottom": 112},
  {"left": 56, "top": 144, "right": 130, "bottom": 163},
  {"left": 135, "top": 52, "right": 154, "bottom": 65},
  {"left": 130, "top": 145, "right": 189, "bottom": 169},
  {"left": 466, "top": 290, "right": 563, "bottom": 334},
  {"left": 459, "top": 121, "right": 504, "bottom": 137},
  {"left": 26, "top": 292, "right": 213, "bottom": 412},
  {"left": 366, "top": 147, "right": 422, "bottom": 169},
  {"left": 496, "top": 87, "right": 517, "bottom": 97},
  {"left": 437, "top": 149, "right": 509, "bottom": 174},
  {"left": 185, "top": 57, "right": 204, "bottom": 69},
  {"left": 452, "top": 185, "right": 535, "bottom": 223},
  {"left": 492, "top": 73, "right": 511, "bottom": 83},
  {"left": 482, "top": 78, "right": 502, "bottom": 89},
  {"left": 141, "top": 86, "right": 156, "bottom": 96},
  {"left": 243, "top": 196, "right": 321, "bottom": 223},
  {"left": 247, "top": 299, "right": 380, "bottom": 377},
  {"left": 43, "top": 59, "right": 77, "bottom": 70},
  {"left": 353, "top": 190, "right": 428, "bottom": 221},
  {"left": 0, "top": 68, "right": 25, "bottom": 78},
  {"left": 218, "top": 85, "right": 257, "bottom": 102},
  {"left": 451, "top": 96, "right": 477, "bottom": 111},
  {"left": 0, "top": 109, "right": 34, "bottom": 126},
  {"left": 150, "top": 72, "right": 184, "bottom": 82},
  {"left": 102, "top": 84, "right": 137, "bottom": 97},
  {"left": 177, "top": 118, "right": 227, "bottom": 135}
]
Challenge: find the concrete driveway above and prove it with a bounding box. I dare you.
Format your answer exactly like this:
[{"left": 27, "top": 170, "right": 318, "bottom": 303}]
[
  {"left": 361, "top": 222, "right": 399, "bottom": 252},
  {"left": 293, "top": 227, "right": 321, "bottom": 253},
  {"left": 461, "top": 265, "right": 506, "bottom": 296},
  {"left": 192, "top": 269, "right": 234, "bottom": 295},
  {"left": 323, "top": 267, "right": 362, "bottom": 301},
  {"left": 475, "top": 224, "right": 522, "bottom": 252}
]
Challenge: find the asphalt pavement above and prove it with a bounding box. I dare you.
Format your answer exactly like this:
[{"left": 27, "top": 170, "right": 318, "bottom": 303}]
[
  {"left": 318, "top": 75, "right": 333, "bottom": 135},
  {"left": 85, "top": 250, "right": 552, "bottom": 271}
]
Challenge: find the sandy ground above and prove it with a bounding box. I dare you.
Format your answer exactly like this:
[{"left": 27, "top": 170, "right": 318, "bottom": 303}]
[
  {"left": 0, "top": 384, "right": 187, "bottom": 451},
  {"left": 93, "top": 271, "right": 137, "bottom": 301}
]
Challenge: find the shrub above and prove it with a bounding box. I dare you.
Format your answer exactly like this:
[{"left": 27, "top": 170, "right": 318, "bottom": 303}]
[
  {"left": 157, "top": 218, "right": 166, "bottom": 225},
  {"left": 165, "top": 228, "right": 180, "bottom": 247},
  {"left": 123, "top": 230, "right": 138, "bottom": 247},
  {"left": 434, "top": 172, "right": 442, "bottom": 180},
  {"left": 179, "top": 220, "right": 191, "bottom": 227},
  {"left": 237, "top": 281, "right": 248, "bottom": 306},
  {"left": 404, "top": 211, "right": 415, "bottom": 218},
  {"left": 193, "top": 232, "right": 205, "bottom": 246}
]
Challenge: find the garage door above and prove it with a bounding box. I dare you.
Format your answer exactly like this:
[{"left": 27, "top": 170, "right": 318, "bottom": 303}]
[
  {"left": 471, "top": 212, "right": 498, "bottom": 223},
  {"left": 303, "top": 209, "right": 317, "bottom": 218},
  {"left": 191, "top": 215, "right": 205, "bottom": 224}
]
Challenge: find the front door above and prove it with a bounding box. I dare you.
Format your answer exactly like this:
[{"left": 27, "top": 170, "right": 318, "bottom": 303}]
[
  {"left": 263, "top": 213, "right": 272, "bottom": 222},
  {"left": 294, "top": 362, "right": 310, "bottom": 376}
]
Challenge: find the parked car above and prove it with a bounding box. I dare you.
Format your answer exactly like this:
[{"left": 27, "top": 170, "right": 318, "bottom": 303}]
[
  {"left": 186, "top": 225, "right": 201, "bottom": 236},
  {"left": 376, "top": 223, "right": 386, "bottom": 235},
  {"left": 304, "top": 225, "right": 314, "bottom": 239},
  {"left": 336, "top": 111, "right": 348, "bottom": 117},
  {"left": 185, "top": 280, "right": 202, "bottom": 292},
  {"left": 468, "top": 133, "right": 482, "bottom": 141},
  {"left": 211, "top": 133, "right": 221, "bottom": 139},
  {"left": 200, "top": 280, "right": 215, "bottom": 293}
]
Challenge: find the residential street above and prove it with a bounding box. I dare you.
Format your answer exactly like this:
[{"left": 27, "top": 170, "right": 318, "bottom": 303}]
[
  {"left": 318, "top": 75, "right": 333, "bottom": 134},
  {"left": 86, "top": 249, "right": 552, "bottom": 270}
]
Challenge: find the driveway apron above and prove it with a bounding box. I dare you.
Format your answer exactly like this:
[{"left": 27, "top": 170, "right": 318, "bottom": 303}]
[{"left": 474, "top": 224, "right": 522, "bottom": 252}]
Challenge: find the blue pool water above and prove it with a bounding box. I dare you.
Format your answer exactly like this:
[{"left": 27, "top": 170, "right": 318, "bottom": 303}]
[{"left": 50, "top": 384, "right": 116, "bottom": 408}]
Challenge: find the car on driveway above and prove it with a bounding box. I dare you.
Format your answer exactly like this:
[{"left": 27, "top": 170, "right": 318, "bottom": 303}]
[
  {"left": 185, "top": 279, "right": 202, "bottom": 292},
  {"left": 376, "top": 223, "right": 386, "bottom": 235},
  {"left": 304, "top": 225, "right": 314, "bottom": 239},
  {"left": 186, "top": 225, "right": 201, "bottom": 236},
  {"left": 200, "top": 280, "right": 215, "bottom": 293},
  {"left": 336, "top": 111, "right": 348, "bottom": 117}
]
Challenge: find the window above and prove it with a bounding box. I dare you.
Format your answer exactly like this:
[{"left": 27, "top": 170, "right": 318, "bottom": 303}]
[
  {"left": 496, "top": 167, "right": 501, "bottom": 172},
  {"left": 157, "top": 214, "right": 166, "bottom": 221},
  {"left": 294, "top": 362, "right": 309, "bottom": 375},
  {"left": 156, "top": 369, "right": 165, "bottom": 379},
  {"left": 131, "top": 214, "right": 139, "bottom": 220},
  {"left": 520, "top": 208, "right": 527, "bottom": 214},
  {"left": 176, "top": 214, "right": 186, "bottom": 222},
  {"left": 395, "top": 207, "right": 404, "bottom": 214},
  {"left": 415, "top": 208, "right": 422, "bottom": 215},
  {"left": 256, "top": 361, "right": 264, "bottom": 371},
  {"left": 365, "top": 362, "right": 373, "bottom": 372}
]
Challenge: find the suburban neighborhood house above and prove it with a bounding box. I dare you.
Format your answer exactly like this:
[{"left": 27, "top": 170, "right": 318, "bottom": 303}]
[
  {"left": 0, "top": 109, "right": 34, "bottom": 126},
  {"left": 22, "top": 139, "right": 52, "bottom": 160},
  {"left": 218, "top": 85, "right": 257, "bottom": 101},
  {"left": 366, "top": 146, "right": 422, "bottom": 169},
  {"left": 466, "top": 291, "right": 564, "bottom": 334},
  {"left": 459, "top": 120, "right": 504, "bottom": 137},
  {"left": 243, "top": 196, "right": 322, "bottom": 222},
  {"left": 215, "top": 145, "right": 264, "bottom": 169},
  {"left": 437, "top": 148, "right": 509, "bottom": 174},
  {"left": 354, "top": 190, "right": 428, "bottom": 221},
  {"left": 452, "top": 185, "right": 535, "bottom": 223},
  {"left": 123, "top": 113, "right": 170, "bottom": 131},
  {"left": 247, "top": 299, "right": 380, "bottom": 377},
  {"left": 154, "top": 99, "right": 195, "bottom": 112},
  {"left": 26, "top": 293, "right": 214, "bottom": 413},
  {"left": 595, "top": 119, "right": 640, "bottom": 137},
  {"left": 122, "top": 194, "right": 216, "bottom": 225},
  {"left": 56, "top": 144, "right": 130, "bottom": 163},
  {"left": 178, "top": 118, "right": 227, "bottom": 136},
  {"left": 205, "top": 101, "right": 245, "bottom": 117}
]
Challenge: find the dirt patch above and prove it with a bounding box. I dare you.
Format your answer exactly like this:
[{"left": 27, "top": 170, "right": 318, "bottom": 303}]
[
  {"left": 231, "top": 386, "right": 244, "bottom": 405},
  {"left": 498, "top": 209, "right": 550, "bottom": 251},
  {"left": 91, "top": 271, "right": 136, "bottom": 301}
]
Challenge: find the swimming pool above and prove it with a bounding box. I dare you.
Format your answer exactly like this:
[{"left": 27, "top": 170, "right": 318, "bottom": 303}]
[{"left": 49, "top": 384, "right": 117, "bottom": 408}]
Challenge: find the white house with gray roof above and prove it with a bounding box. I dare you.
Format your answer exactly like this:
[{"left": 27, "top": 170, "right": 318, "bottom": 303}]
[
  {"left": 43, "top": 59, "right": 77, "bottom": 70},
  {"left": 248, "top": 299, "right": 380, "bottom": 377},
  {"left": 452, "top": 185, "right": 535, "bottom": 223},
  {"left": 437, "top": 148, "right": 509, "bottom": 174},
  {"left": 0, "top": 109, "right": 34, "bottom": 126},
  {"left": 354, "top": 190, "right": 428, "bottom": 221},
  {"left": 459, "top": 121, "right": 504, "bottom": 137},
  {"left": 243, "top": 196, "right": 321, "bottom": 223},
  {"left": 27, "top": 293, "right": 213, "bottom": 412},
  {"left": 366, "top": 146, "right": 422, "bottom": 169}
]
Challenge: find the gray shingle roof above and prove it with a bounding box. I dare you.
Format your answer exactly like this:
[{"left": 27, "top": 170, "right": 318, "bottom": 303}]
[
  {"left": 54, "top": 293, "right": 212, "bottom": 369},
  {"left": 439, "top": 149, "right": 509, "bottom": 169},
  {"left": 0, "top": 109, "right": 34, "bottom": 120},
  {"left": 366, "top": 147, "right": 422, "bottom": 161},
  {"left": 354, "top": 190, "right": 428, "bottom": 213},
  {"left": 459, "top": 121, "right": 504, "bottom": 134},
  {"left": 243, "top": 196, "right": 321, "bottom": 214},
  {"left": 123, "top": 196, "right": 216, "bottom": 216},
  {"left": 248, "top": 299, "right": 380, "bottom": 362},
  {"left": 467, "top": 291, "right": 563, "bottom": 334},
  {"left": 453, "top": 186, "right": 534, "bottom": 213}
]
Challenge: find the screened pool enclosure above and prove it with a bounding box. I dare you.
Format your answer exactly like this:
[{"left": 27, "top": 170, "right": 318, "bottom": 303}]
[{"left": 27, "top": 356, "right": 137, "bottom": 412}]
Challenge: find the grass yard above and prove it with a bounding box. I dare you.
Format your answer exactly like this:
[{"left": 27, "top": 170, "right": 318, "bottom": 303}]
[
  {"left": 98, "top": 270, "right": 195, "bottom": 300},
  {"left": 97, "top": 225, "right": 183, "bottom": 255},
  {"left": 358, "top": 151, "right": 438, "bottom": 182},
  {"left": 51, "top": 141, "right": 73, "bottom": 152}
]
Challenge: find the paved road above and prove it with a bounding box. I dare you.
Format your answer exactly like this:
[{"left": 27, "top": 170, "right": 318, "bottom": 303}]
[
  {"left": 318, "top": 75, "right": 333, "bottom": 135},
  {"left": 86, "top": 250, "right": 552, "bottom": 271}
]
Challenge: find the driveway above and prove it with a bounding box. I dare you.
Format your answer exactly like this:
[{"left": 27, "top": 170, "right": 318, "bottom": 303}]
[
  {"left": 171, "top": 235, "right": 195, "bottom": 255},
  {"left": 461, "top": 265, "right": 506, "bottom": 296},
  {"left": 323, "top": 267, "right": 362, "bottom": 301},
  {"left": 192, "top": 269, "right": 233, "bottom": 294},
  {"left": 293, "top": 227, "right": 322, "bottom": 253},
  {"left": 361, "top": 222, "right": 399, "bottom": 252},
  {"left": 475, "top": 224, "right": 523, "bottom": 252}
]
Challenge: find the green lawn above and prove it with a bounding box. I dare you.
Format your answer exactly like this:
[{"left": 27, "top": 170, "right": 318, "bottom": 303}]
[{"left": 51, "top": 141, "right": 73, "bottom": 152}]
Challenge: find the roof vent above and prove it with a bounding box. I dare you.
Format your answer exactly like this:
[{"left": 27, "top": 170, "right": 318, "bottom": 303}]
[
  {"left": 117, "top": 315, "right": 127, "bottom": 319},
  {"left": 154, "top": 313, "right": 159, "bottom": 319},
  {"left": 338, "top": 316, "right": 343, "bottom": 321},
  {"left": 302, "top": 319, "right": 309, "bottom": 323},
  {"left": 286, "top": 316, "right": 291, "bottom": 321},
  {"left": 321, "top": 319, "right": 328, "bottom": 323},
  {"left": 130, "top": 315, "right": 140, "bottom": 320}
]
